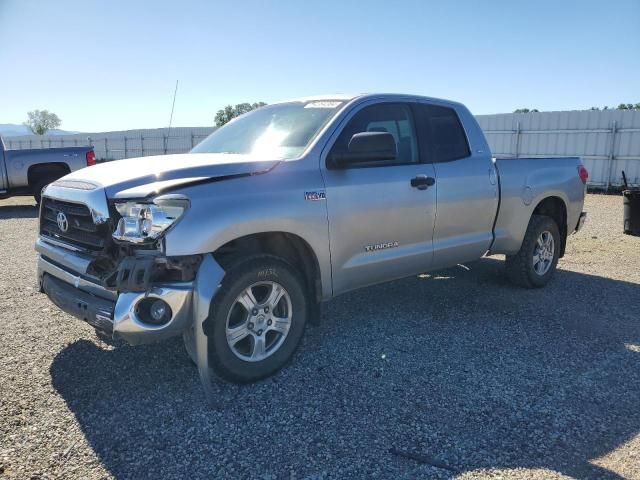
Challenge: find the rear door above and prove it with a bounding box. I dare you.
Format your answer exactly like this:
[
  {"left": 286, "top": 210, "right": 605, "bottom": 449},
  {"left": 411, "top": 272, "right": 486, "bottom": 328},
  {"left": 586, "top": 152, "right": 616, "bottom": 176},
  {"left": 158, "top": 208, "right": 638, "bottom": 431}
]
[
  {"left": 412, "top": 102, "right": 498, "bottom": 269},
  {"left": 322, "top": 101, "right": 437, "bottom": 295}
]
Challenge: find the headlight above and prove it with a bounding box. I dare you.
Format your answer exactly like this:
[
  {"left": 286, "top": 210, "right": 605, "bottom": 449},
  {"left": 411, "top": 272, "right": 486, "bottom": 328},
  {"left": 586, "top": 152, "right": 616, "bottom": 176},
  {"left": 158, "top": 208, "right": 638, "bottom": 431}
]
[{"left": 112, "top": 195, "right": 189, "bottom": 243}]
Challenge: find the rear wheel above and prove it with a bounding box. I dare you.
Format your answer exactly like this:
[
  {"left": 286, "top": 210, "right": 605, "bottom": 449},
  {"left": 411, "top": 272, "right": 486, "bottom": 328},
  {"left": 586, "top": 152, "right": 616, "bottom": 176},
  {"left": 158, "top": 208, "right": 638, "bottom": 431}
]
[
  {"left": 505, "top": 214, "right": 561, "bottom": 288},
  {"left": 203, "top": 256, "right": 307, "bottom": 383}
]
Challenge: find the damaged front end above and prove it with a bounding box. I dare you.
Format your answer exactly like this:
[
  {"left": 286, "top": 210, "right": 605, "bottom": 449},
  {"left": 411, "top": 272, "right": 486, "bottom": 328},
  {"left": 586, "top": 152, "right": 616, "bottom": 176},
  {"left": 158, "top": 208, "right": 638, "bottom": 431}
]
[
  {"left": 36, "top": 155, "right": 282, "bottom": 398},
  {"left": 37, "top": 189, "right": 225, "bottom": 347},
  {"left": 100, "top": 252, "right": 203, "bottom": 346},
  {"left": 90, "top": 193, "right": 195, "bottom": 292},
  {"left": 88, "top": 247, "right": 202, "bottom": 294}
]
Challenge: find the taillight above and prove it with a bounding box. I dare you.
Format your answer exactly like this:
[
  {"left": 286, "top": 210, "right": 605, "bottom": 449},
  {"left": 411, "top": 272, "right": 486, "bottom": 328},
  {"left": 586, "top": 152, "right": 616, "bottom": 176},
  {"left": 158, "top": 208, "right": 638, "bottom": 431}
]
[
  {"left": 86, "top": 150, "right": 96, "bottom": 167},
  {"left": 577, "top": 165, "right": 588, "bottom": 184}
]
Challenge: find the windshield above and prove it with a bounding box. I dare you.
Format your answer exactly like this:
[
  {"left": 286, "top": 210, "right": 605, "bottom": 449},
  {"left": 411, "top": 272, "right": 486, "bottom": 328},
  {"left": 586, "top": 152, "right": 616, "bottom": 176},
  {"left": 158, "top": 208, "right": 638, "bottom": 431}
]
[{"left": 191, "top": 100, "right": 345, "bottom": 159}]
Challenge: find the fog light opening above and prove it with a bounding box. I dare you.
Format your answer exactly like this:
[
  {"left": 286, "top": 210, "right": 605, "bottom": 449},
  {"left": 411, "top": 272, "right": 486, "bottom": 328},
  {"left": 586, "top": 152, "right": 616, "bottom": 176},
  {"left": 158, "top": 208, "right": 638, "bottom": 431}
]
[{"left": 136, "top": 298, "right": 172, "bottom": 326}]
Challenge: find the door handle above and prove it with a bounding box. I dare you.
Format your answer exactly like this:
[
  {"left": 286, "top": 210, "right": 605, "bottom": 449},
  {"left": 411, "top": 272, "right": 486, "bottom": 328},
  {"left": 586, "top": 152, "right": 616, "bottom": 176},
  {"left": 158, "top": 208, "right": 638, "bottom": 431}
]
[{"left": 410, "top": 175, "right": 436, "bottom": 190}]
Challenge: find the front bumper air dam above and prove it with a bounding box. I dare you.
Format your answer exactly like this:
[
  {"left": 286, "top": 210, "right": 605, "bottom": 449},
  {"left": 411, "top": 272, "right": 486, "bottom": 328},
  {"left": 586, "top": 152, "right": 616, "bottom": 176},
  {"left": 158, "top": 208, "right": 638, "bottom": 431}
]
[
  {"left": 38, "top": 250, "right": 196, "bottom": 345},
  {"left": 42, "top": 274, "right": 115, "bottom": 333}
]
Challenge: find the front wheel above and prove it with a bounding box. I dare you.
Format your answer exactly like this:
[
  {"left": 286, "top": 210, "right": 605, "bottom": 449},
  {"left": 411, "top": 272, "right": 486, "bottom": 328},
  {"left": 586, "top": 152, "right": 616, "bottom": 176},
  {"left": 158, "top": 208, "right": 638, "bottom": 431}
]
[
  {"left": 505, "top": 214, "right": 561, "bottom": 288},
  {"left": 203, "top": 256, "right": 308, "bottom": 383}
]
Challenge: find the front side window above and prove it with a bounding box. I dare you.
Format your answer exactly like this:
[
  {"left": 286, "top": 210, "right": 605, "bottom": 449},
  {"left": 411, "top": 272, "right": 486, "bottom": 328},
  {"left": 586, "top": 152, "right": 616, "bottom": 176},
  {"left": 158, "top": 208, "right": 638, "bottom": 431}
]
[
  {"left": 191, "top": 100, "right": 345, "bottom": 160},
  {"left": 414, "top": 104, "right": 470, "bottom": 162},
  {"left": 329, "top": 103, "right": 419, "bottom": 167}
]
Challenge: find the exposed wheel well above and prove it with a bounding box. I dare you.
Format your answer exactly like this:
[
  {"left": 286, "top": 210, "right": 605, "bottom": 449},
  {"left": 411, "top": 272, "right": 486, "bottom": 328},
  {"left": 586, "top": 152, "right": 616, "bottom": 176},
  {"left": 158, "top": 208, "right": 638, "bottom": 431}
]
[
  {"left": 27, "top": 163, "right": 70, "bottom": 189},
  {"left": 532, "top": 196, "right": 567, "bottom": 257},
  {"left": 212, "top": 232, "right": 322, "bottom": 304}
]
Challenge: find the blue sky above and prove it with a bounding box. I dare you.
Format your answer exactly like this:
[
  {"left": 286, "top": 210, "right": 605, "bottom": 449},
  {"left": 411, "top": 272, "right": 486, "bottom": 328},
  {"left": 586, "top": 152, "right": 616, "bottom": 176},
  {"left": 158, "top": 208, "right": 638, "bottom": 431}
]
[{"left": 1, "top": 0, "right": 638, "bottom": 132}]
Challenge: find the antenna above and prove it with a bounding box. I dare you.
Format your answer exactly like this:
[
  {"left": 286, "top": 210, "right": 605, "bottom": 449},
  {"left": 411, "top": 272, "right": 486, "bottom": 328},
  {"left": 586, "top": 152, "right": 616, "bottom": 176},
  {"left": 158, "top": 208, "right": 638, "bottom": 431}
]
[
  {"left": 167, "top": 79, "right": 179, "bottom": 132},
  {"left": 164, "top": 80, "right": 179, "bottom": 154}
]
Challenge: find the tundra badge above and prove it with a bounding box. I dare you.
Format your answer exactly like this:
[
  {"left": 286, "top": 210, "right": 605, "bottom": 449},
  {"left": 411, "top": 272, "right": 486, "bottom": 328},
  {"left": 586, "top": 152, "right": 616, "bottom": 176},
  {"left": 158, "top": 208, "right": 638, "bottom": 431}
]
[
  {"left": 365, "top": 241, "right": 399, "bottom": 252},
  {"left": 304, "top": 190, "right": 326, "bottom": 201}
]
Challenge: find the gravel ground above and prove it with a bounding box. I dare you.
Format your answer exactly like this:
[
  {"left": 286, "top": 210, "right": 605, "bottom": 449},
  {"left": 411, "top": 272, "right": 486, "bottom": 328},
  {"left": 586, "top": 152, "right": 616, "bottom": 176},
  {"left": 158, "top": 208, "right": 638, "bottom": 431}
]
[{"left": 1, "top": 193, "right": 639, "bottom": 480}]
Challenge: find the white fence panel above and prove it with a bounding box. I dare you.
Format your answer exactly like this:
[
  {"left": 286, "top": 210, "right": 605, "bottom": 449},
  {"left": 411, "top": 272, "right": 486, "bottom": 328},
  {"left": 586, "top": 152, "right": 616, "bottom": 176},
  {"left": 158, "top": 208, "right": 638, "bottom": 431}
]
[
  {"left": 3, "top": 127, "right": 215, "bottom": 162},
  {"left": 477, "top": 110, "right": 640, "bottom": 187}
]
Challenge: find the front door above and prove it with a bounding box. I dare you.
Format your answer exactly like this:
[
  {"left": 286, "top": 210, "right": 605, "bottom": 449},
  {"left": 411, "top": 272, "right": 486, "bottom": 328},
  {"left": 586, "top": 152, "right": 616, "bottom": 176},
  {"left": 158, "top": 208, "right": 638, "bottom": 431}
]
[{"left": 322, "top": 102, "right": 437, "bottom": 295}]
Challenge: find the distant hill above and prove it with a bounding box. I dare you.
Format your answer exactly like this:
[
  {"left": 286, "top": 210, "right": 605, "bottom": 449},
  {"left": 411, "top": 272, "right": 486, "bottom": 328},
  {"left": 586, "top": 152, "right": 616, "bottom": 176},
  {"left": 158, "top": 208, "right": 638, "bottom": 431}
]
[{"left": 0, "top": 124, "right": 80, "bottom": 137}]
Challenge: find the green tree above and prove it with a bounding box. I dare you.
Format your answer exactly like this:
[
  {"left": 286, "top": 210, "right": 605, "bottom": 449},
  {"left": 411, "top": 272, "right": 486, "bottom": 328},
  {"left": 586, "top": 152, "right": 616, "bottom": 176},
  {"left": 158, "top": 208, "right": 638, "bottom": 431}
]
[
  {"left": 513, "top": 108, "right": 539, "bottom": 113},
  {"left": 617, "top": 103, "right": 640, "bottom": 111},
  {"left": 215, "top": 102, "right": 267, "bottom": 127},
  {"left": 24, "top": 109, "right": 62, "bottom": 135}
]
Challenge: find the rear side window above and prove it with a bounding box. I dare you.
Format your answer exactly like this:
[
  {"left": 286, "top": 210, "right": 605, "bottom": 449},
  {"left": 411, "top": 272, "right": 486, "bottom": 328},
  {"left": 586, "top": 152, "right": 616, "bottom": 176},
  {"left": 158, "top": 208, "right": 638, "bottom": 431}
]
[{"left": 414, "top": 104, "right": 470, "bottom": 162}]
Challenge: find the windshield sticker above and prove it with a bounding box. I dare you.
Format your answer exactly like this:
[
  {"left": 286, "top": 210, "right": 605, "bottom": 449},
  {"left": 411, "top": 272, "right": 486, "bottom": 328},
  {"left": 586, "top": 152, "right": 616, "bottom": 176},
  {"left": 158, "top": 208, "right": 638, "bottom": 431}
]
[{"left": 304, "top": 101, "right": 342, "bottom": 109}]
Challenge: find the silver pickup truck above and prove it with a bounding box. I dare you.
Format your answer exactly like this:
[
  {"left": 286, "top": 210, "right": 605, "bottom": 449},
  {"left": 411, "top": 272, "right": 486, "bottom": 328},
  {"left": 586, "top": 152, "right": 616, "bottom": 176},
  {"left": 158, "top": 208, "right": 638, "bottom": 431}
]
[
  {"left": 36, "top": 94, "right": 587, "bottom": 395},
  {"left": 0, "top": 136, "right": 95, "bottom": 203}
]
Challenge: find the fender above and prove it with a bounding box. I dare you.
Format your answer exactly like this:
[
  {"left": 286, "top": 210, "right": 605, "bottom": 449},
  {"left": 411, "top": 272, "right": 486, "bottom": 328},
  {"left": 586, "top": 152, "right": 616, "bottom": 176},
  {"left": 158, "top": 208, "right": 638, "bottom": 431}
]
[{"left": 163, "top": 167, "right": 333, "bottom": 300}]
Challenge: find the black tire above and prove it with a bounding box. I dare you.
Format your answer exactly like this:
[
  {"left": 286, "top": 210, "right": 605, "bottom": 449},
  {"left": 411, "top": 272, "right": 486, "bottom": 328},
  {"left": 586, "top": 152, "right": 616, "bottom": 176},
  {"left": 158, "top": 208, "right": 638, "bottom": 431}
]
[
  {"left": 204, "top": 255, "right": 307, "bottom": 383},
  {"left": 505, "top": 214, "right": 561, "bottom": 288},
  {"left": 32, "top": 176, "right": 58, "bottom": 204}
]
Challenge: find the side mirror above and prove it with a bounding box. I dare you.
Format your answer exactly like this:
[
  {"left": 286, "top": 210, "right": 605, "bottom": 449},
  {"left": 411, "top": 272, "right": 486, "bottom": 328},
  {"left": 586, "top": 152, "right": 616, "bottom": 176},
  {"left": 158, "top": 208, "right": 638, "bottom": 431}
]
[{"left": 331, "top": 131, "right": 396, "bottom": 166}]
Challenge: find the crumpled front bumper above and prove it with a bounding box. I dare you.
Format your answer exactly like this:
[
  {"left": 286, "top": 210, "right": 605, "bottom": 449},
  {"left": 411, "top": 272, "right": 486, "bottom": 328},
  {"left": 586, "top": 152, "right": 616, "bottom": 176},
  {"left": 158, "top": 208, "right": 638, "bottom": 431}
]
[{"left": 36, "top": 237, "right": 224, "bottom": 346}]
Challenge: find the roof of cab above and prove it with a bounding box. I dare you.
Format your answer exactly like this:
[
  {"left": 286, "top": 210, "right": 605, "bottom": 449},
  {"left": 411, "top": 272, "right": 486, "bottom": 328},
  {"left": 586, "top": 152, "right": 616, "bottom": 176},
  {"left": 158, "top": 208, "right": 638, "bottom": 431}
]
[
  {"left": 280, "top": 94, "right": 360, "bottom": 103},
  {"left": 277, "top": 93, "right": 465, "bottom": 109}
]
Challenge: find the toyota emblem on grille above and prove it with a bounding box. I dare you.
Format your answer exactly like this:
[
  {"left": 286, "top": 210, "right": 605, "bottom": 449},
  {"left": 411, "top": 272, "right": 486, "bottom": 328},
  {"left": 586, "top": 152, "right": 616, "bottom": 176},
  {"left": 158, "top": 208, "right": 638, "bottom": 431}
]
[{"left": 56, "top": 211, "right": 69, "bottom": 232}]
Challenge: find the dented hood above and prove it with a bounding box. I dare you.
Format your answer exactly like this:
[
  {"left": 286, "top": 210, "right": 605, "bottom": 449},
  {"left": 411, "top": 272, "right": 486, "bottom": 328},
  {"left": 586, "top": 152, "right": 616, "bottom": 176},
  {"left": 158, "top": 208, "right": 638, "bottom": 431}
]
[{"left": 61, "top": 153, "right": 280, "bottom": 198}]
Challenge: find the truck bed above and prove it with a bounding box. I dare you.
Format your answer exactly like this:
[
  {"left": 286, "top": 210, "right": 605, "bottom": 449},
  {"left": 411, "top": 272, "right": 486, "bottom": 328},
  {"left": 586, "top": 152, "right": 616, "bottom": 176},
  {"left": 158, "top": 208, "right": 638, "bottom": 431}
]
[{"left": 491, "top": 156, "right": 585, "bottom": 254}]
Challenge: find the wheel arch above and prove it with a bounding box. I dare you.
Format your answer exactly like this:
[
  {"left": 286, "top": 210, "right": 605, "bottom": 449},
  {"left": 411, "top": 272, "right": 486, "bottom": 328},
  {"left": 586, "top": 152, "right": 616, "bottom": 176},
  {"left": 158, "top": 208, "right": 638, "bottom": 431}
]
[
  {"left": 211, "top": 231, "right": 325, "bottom": 307},
  {"left": 27, "top": 162, "right": 70, "bottom": 189},
  {"left": 531, "top": 196, "right": 568, "bottom": 257}
]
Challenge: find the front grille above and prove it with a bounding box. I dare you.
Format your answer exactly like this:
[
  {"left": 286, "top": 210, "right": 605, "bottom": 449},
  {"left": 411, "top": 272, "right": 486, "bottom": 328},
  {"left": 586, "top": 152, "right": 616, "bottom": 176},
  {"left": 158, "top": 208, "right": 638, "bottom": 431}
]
[{"left": 40, "top": 198, "right": 107, "bottom": 251}]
